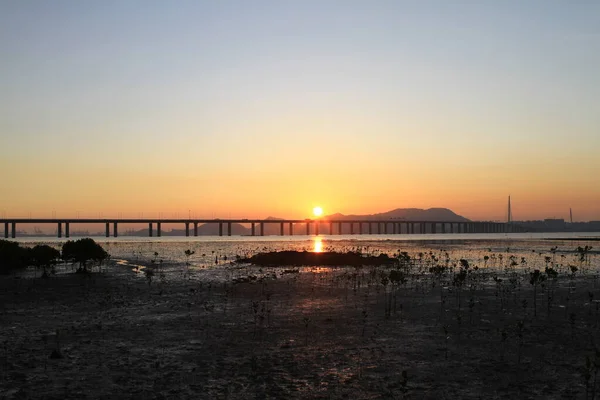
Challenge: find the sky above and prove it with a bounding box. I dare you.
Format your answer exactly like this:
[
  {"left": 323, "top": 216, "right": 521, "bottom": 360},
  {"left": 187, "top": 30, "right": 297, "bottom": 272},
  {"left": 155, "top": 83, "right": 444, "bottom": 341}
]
[{"left": 1, "top": 1, "right": 599, "bottom": 222}]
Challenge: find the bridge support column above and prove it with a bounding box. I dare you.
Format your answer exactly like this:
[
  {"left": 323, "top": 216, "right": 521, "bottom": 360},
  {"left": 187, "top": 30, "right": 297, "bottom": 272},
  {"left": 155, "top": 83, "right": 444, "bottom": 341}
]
[
  {"left": 393, "top": 223, "right": 397, "bottom": 234},
  {"left": 338, "top": 222, "right": 342, "bottom": 235},
  {"left": 306, "top": 222, "right": 310, "bottom": 236},
  {"left": 432, "top": 223, "right": 437, "bottom": 234},
  {"left": 185, "top": 223, "right": 189, "bottom": 237},
  {"left": 4, "top": 223, "right": 8, "bottom": 239},
  {"left": 58, "top": 223, "right": 63, "bottom": 238},
  {"left": 113, "top": 222, "right": 118, "bottom": 238},
  {"left": 384, "top": 223, "right": 388, "bottom": 234},
  {"left": 218, "top": 223, "right": 223, "bottom": 236},
  {"left": 194, "top": 223, "right": 198, "bottom": 236},
  {"left": 11, "top": 223, "right": 16, "bottom": 238},
  {"left": 350, "top": 222, "right": 354, "bottom": 235},
  {"left": 157, "top": 222, "right": 161, "bottom": 237},
  {"left": 105, "top": 223, "right": 109, "bottom": 237},
  {"left": 359, "top": 222, "right": 363, "bottom": 235},
  {"left": 65, "top": 222, "right": 70, "bottom": 238},
  {"left": 441, "top": 223, "right": 446, "bottom": 234},
  {"left": 251, "top": 223, "right": 255, "bottom": 236},
  {"left": 228, "top": 222, "right": 232, "bottom": 236},
  {"left": 289, "top": 222, "right": 293, "bottom": 236},
  {"left": 329, "top": 222, "right": 332, "bottom": 235},
  {"left": 280, "top": 222, "right": 284, "bottom": 236},
  {"left": 369, "top": 223, "right": 372, "bottom": 235},
  {"left": 260, "top": 222, "right": 264, "bottom": 236},
  {"left": 149, "top": 223, "right": 153, "bottom": 237},
  {"left": 315, "top": 222, "right": 319, "bottom": 235}
]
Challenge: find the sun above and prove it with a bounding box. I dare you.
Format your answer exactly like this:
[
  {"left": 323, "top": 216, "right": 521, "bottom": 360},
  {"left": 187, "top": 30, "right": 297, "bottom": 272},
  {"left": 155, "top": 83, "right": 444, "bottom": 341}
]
[{"left": 313, "top": 206, "right": 323, "bottom": 217}]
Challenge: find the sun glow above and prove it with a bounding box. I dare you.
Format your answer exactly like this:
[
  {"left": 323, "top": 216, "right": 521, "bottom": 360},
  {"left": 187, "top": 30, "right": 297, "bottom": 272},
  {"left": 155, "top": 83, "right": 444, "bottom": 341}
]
[{"left": 313, "top": 206, "right": 323, "bottom": 217}]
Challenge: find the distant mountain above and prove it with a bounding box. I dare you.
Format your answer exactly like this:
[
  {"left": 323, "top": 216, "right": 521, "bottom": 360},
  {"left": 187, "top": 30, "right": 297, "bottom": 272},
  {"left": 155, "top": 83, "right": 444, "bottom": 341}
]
[
  {"left": 323, "top": 208, "right": 470, "bottom": 222},
  {"left": 123, "top": 222, "right": 250, "bottom": 236}
]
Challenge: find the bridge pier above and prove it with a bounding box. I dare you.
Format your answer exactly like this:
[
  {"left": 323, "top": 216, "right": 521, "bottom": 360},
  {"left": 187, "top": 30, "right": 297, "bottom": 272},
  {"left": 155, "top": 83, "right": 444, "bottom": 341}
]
[
  {"left": 251, "top": 223, "right": 255, "bottom": 236},
  {"left": 149, "top": 223, "right": 153, "bottom": 237},
  {"left": 185, "top": 223, "right": 189, "bottom": 237},
  {"left": 260, "top": 222, "right": 264, "bottom": 236},
  {"left": 58, "top": 223, "right": 63, "bottom": 238},
  {"left": 315, "top": 222, "right": 319, "bottom": 236},
  {"left": 359, "top": 222, "right": 363, "bottom": 235},
  {"left": 368, "top": 222, "right": 372, "bottom": 235},
  {"left": 338, "top": 222, "right": 342, "bottom": 235},
  {"left": 329, "top": 222, "right": 332, "bottom": 235},
  {"left": 350, "top": 222, "right": 354, "bottom": 235},
  {"left": 157, "top": 222, "right": 161, "bottom": 237},
  {"left": 280, "top": 222, "right": 284, "bottom": 236},
  {"left": 306, "top": 222, "right": 310, "bottom": 236},
  {"left": 432, "top": 223, "right": 437, "bottom": 234},
  {"left": 289, "top": 222, "right": 293, "bottom": 236},
  {"left": 194, "top": 223, "right": 198, "bottom": 236},
  {"left": 441, "top": 223, "right": 446, "bottom": 234},
  {"left": 218, "top": 223, "right": 223, "bottom": 236},
  {"left": 11, "top": 223, "right": 15, "bottom": 238},
  {"left": 4, "top": 223, "right": 8, "bottom": 239},
  {"left": 113, "top": 222, "right": 118, "bottom": 237},
  {"left": 65, "top": 222, "right": 70, "bottom": 238},
  {"left": 393, "top": 223, "right": 397, "bottom": 234},
  {"left": 228, "top": 222, "right": 232, "bottom": 236},
  {"left": 105, "top": 222, "right": 109, "bottom": 237}
]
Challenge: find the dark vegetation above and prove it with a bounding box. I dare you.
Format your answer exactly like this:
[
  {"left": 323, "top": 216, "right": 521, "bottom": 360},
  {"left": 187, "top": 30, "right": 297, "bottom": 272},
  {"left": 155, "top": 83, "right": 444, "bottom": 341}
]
[{"left": 0, "top": 238, "right": 108, "bottom": 276}]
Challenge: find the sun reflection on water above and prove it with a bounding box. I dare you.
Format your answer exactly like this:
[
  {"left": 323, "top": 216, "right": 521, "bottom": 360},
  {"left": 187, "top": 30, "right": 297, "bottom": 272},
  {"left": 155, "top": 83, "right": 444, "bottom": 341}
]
[{"left": 313, "top": 237, "right": 323, "bottom": 253}]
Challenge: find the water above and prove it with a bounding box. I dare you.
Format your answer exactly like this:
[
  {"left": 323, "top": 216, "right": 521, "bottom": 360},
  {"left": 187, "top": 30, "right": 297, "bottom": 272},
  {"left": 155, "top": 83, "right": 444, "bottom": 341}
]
[{"left": 11, "top": 232, "right": 599, "bottom": 282}]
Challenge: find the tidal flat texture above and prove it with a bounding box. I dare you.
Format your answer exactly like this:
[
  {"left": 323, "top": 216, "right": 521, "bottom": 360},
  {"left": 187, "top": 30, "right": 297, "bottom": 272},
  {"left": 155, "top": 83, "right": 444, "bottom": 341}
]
[{"left": 1, "top": 240, "right": 599, "bottom": 399}]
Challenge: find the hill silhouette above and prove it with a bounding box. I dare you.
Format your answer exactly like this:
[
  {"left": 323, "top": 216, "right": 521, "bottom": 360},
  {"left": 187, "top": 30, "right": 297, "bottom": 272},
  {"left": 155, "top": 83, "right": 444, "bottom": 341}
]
[{"left": 324, "top": 208, "right": 470, "bottom": 222}]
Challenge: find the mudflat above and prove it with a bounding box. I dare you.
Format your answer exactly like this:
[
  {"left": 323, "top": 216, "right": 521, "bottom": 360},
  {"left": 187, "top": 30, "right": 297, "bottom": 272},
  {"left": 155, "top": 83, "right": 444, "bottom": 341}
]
[{"left": 1, "top": 255, "right": 598, "bottom": 399}]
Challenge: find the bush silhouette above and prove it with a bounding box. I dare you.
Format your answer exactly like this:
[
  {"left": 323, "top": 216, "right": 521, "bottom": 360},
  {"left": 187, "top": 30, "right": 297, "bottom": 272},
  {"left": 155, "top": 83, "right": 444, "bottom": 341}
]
[
  {"left": 30, "top": 244, "right": 61, "bottom": 278},
  {"left": 62, "top": 238, "right": 109, "bottom": 273},
  {"left": 0, "top": 240, "right": 31, "bottom": 274}
]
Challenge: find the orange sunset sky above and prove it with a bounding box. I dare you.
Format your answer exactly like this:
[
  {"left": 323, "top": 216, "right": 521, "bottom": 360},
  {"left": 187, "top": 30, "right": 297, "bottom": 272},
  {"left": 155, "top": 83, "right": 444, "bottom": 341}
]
[{"left": 1, "top": 2, "right": 599, "bottom": 222}]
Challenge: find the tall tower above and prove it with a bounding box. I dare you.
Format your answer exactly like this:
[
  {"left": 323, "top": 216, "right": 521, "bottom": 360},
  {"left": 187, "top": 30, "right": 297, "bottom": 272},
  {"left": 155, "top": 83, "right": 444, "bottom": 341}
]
[
  {"left": 570, "top": 208, "right": 573, "bottom": 224},
  {"left": 507, "top": 196, "right": 512, "bottom": 224}
]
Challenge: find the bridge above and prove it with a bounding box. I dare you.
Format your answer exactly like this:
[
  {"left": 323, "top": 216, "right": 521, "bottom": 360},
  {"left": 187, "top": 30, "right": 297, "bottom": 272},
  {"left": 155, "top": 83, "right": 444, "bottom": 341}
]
[{"left": 0, "top": 218, "right": 521, "bottom": 238}]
